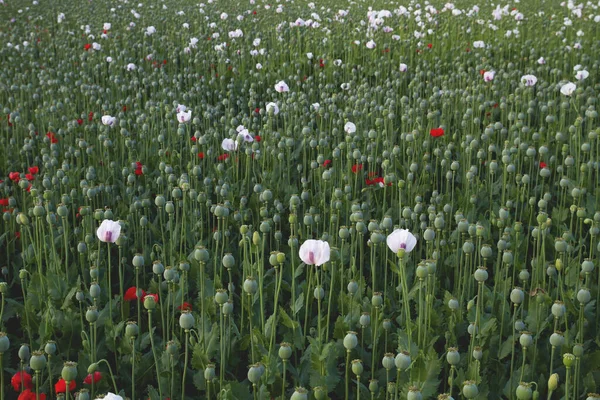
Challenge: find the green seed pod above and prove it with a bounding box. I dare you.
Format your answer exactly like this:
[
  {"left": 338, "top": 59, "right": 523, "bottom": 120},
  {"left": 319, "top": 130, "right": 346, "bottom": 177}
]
[
  {"left": 86, "top": 306, "right": 99, "bottom": 323},
  {"left": 132, "top": 253, "right": 144, "bottom": 268},
  {"left": 462, "top": 381, "right": 479, "bottom": 399},
  {"left": 359, "top": 312, "right": 371, "bottom": 327},
  {"left": 204, "top": 364, "right": 216, "bottom": 381},
  {"left": 125, "top": 321, "right": 139, "bottom": 337},
  {"left": 243, "top": 277, "right": 258, "bottom": 294},
  {"left": 577, "top": 288, "right": 591, "bottom": 304},
  {"left": 223, "top": 301, "right": 234, "bottom": 315},
  {"left": 519, "top": 332, "right": 533, "bottom": 348},
  {"left": 371, "top": 292, "right": 383, "bottom": 307},
  {"left": 144, "top": 294, "right": 157, "bottom": 310},
  {"left": 446, "top": 348, "right": 460, "bottom": 365},
  {"left": 395, "top": 351, "right": 411, "bottom": 370},
  {"left": 369, "top": 380, "right": 379, "bottom": 394},
  {"left": 474, "top": 267, "right": 488, "bottom": 282},
  {"left": 247, "top": 364, "right": 262, "bottom": 384},
  {"left": 351, "top": 359, "right": 364, "bottom": 376},
  {"left": 382, "top": 353, "right": 395, "bottom": 370},
  {"left": 343, "top": 332, "right": 358, "bottom": 350},
  {"left": 279, "top": 342, "right": 292, "bottom": 360},
  {"left": 563, "top": 353, "right": 575, "bottom": 367},
  {"left": 408, "top": 386, "right": 423, "bottom": 400},
  {"left": 30, "top": 351, "right": 47, "bottom": 371},
  {"left": 549, "top": 331, "right": 564, "bottom": 347},
  {"left": 215, "top": 289, "right": 229, "bottom": 305},
  {"left": 61, "top": 361, "right": 78, "bottom": 382},
  {"left": 179, "top": 310, "right": 195, "bottom": 330},
  {"left": 89, "top": 282, "right": 101, "bottom": 298},
  {"left": 219, "top": 253, "right": 234, "bottom": 269},
  {"left": 347, "top": 280, "right": 359, "bottom": 294},
  {"left": 44, "top": 340, "right": 56, "bottom": 356},
  {"left": 472, "top": 346, "right": 483, "bottom": 360},
  {"left": 516, "top": 382, "right": 533, "bottom": 400},
  {"left": 291, "top": 387, "right": 308, "bottom": 400}
]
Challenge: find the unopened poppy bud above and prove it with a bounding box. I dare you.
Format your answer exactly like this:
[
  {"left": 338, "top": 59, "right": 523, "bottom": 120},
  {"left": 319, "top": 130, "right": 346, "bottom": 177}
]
[
  {"left": 548, "top": 373, "right": 559, "bottom": 391},
  {"left": 204, "top": 364, "right": 216, "bottom": 381}
]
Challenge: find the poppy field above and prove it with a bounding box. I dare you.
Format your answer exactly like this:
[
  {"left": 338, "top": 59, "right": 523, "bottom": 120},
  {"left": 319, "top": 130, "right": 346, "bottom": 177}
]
[{"left": 1, "top": 0, "right": 600, "bottom": 399}]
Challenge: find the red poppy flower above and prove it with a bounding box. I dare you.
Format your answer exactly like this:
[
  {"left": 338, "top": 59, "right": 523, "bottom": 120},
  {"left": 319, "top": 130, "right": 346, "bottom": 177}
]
[
  {"left": 178, "top": 302, "right": 193, "bottom": 311},
  {"left": 18, "top": 389, "right": 46, "bottom": 400},
  {"left": 46, "top": 132, "right": 58, "bottom": 143},
  {"left": 88, "top": 111, "right": 94, "bottom": 121},
  {"left": 103, "top": 30, "right": 108, "bottom": 34},
  {"left": 148, "top": 293, "right": 159, "bottom": 303},
  {"left": 539, "top": 161, "right": 547, "bottom": 168},
  {"left": 122, "top": 106, "right": 127, "bottom": 112},
  {"left": 83, "top": 371, "right": 102, "bottom": 385},
  {"left": 84, "top": 44, "right": 91, "bottom": 51},
  {"left": 135, "top": 167, "right": 143, "bottom": 176},
  {"left": 430, "top": 128, "right": 444, "bottom": 137},
  {"left": 198, "top": 152, "right": 205, "bottom": 159},
  {"left": 0, "top": 198, "right": 8, "bottom": 207},
  {"left": 25, "top": 174, "right": 34, "bottom": 181},
  {"left": 77, "top": 119, "right": 83, "bottom": 125},
  {"left": 55, "top": 379, "right": 76, "bottom": 394},
  {"left": 323, "top": 159, "right": 332, "bottom": 168},
  {"left": 190, "top": 136, "right": 197, "bottom": 142},
  {"left": 26, "top": 184, "right": 32, "bottom": 193},
  {"left": 12, "top": 371, "right": 33, "bottom": 391},
  {"left": 351, "top": 164, "right": 363, "bottom": 174},
  {"left": 163, "top": 60, "right": 167, "bottom": 65},
  {"left": 124, "top": 287, "right": 146, "bottom": 302},
  {"left": 254, "top": 135, "right": 261, "bottom": 142},
  {"left": 254, "top": 108, "right": 260, "bottom": 114},
  {"left": 7, "top": 114, "right": 12, "bottom": 127},
  {"left": 9, "top": 172, "right": 20, "bottom": 182},
  {"left": 15, "top": 232, "right": 21, "bottom": 239},
  {"left": 218, "top": 153, "right": 230, "bottom": 161},
  {"left": 253, "top": 10, "right": 257, "bottom": 14},
  {"left": 427, "top": 43, "right": 432, "bottom": 49},
  {"left": 28, "top": 166, "right": 39, "bottom": 175},
  {"left": 479, "top": 69, "right": 486, "bottom": 76}
]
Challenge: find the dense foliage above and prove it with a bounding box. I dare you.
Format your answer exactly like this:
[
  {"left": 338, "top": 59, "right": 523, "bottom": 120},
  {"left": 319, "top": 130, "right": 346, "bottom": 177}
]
[{"left": 0, "top": 0, "right": 599, "bottom": 399}]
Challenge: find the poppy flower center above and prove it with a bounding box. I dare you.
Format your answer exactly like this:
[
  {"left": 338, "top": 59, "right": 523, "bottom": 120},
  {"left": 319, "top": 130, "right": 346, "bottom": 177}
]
[
  {"left": 308, "top": 251, "right": 315, "bottom": 264},
  {"left": 105, "top": 231, "right": 113, "bottom": 242}
]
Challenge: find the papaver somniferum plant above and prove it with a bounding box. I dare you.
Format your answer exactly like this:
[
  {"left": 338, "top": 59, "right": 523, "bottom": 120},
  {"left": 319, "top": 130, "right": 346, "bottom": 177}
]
[{"left": 0, "top": 0, "right": 599, "bottom": 399}]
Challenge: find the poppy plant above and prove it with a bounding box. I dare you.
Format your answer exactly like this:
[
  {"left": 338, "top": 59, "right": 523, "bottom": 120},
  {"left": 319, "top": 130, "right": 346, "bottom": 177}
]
[
  {"left": 430, "top": 128, "right": 444, "bottom": 137},
  {"left": 12, "top": 371, "right": 33, "bottom": 391},
  {"left": 46, "top": 132, "right": 58, "bottom": 143},
  {"left": 18, "top": 389, "right": 46, "bottom": 400},
  {"left": 178, "top": 302, "right": 193, "bottom": 311},
  {"left": 83, "top": 371, "right": 102, "bottom": 384},
  {"left": 351, "top": 164, "right": 363, "bottom": 174},
  {"left": 96, "top": 220, "right": 121, "bottom": 243},
  {"left": 124, "top": 287, "right": 146, "bottom": 301},
  {"left": 387, "top": 229, "right": 417, "bottom": 254},
  {"left": 54, "top": 378, "right": 76, "bottom": 394},
  {"left": 299, "top": 240, "right": 331, "bottom": 266}
]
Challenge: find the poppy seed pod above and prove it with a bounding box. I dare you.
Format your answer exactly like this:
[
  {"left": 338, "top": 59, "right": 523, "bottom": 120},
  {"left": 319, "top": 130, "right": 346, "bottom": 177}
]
[
  {"left": 61, "top": 361, "right": 78, "bottom": 382},
  {"left": 446, "top": 348, "right": 460, "bottom": 365},
  {"left": 549, "top": 331, "right": 565, "bottom": 347},
  {"left": 215, "top": 289, "right": 229, "bottom": 305},
  {"left": 351, "top": 359, "right": 364, "bottom": 376},
  {"left": 516, "top": 382, "right": 533, "bottom": 400},
  {"left": 395, "top": 351, "right": 411, "bottom": 370},
  {"left": 179, "top": 310, "right": 195, "bottom": 330},
  {"left": 204, "top": 364, "right": 216, "bottom": 381},
  {"left": 462, "top": 381, "right": 479, "bottom": 399},
  {"left": 144, "top": 294, "right": 157, "bottom": 310},
  {"left": 343, "top": 332, "right": 358, "bottom": 350},
  {"left": 291, "top": 387, "right": 308, "bottom": 400}
]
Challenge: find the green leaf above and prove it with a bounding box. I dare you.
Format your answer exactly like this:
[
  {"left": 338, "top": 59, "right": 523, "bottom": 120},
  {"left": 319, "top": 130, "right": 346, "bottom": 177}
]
[
  {"left": 279, "top": 306, "right": 299, "bottom": 329},
  {"left": 192, "top": 343, "right": 209, "bottom": 370},
  {"left": 293, "top": 293, "right": 304, "bottom": 315},
  {"left": 498, "top": 335, "right": 514, "bottom": 360}
]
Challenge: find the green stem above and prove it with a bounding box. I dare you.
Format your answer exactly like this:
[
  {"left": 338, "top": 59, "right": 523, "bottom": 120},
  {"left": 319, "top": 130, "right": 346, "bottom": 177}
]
[{"left": 182, "top": 330, "right": 190, "bottom": 400}]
